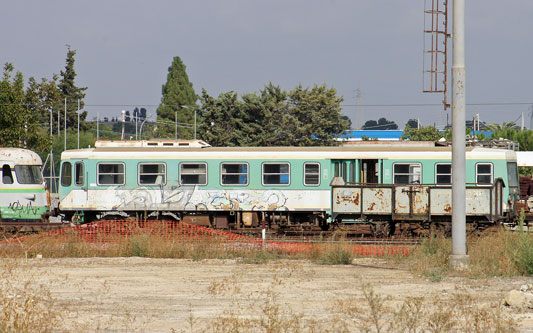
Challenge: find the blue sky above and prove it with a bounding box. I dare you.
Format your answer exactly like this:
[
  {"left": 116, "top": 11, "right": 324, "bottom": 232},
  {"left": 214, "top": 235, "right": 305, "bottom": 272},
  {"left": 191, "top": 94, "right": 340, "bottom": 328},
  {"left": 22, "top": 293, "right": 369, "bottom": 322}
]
[{"left": 1, "top": 0, "right": 532, "bottom": 129}]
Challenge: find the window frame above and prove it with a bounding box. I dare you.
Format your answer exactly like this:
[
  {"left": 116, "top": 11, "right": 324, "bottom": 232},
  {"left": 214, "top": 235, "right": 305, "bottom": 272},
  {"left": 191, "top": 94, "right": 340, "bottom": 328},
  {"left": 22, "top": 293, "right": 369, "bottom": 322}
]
[
  {"left": 137, "top": 162, "right": 167, "bottom": 186},
  {"left": 507, "top": 162, "right": 518, "bottom": 188},
  {"left": 97, "top": 162, "right": 126, "bottom": 186},
  {"left": 303, "top": 162, "right": 321, "bottom": 186},
  {"left": 434, "top": 163, "right": 452, "bottom": 185},
  {"left": 13, "top": 165, "right": 43, "bottom": 185},
  {"left": 179, "top": 162, "right": 208, "bottom": 186},
  {"left": 220, "top": 162, "right": 249, "bottom": 186},
  {"left": 60, "top": 162, "right": 72, "bottom": 187},
  {"left": 262, "top": 162, "right": 291, "bottom": 186},
  {"left": 392, "top": 162, "right": 422, "bottom": 185},
  {"left": 476, "top": 162, "right": 493, "bottom": 185},
  {"left": 75, "top": 162, "right": 84, "bottom": 186}
]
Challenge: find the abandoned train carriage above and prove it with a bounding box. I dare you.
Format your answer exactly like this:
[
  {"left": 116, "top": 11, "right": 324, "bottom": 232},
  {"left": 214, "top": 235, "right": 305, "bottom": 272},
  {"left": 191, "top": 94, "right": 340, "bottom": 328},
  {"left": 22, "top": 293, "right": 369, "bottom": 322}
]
[
  {"left": 57, "top": 140, "right": 519, "bottom": 230},
  {"left": 0, "top": 148, "right": 49, "bottom": 222}
]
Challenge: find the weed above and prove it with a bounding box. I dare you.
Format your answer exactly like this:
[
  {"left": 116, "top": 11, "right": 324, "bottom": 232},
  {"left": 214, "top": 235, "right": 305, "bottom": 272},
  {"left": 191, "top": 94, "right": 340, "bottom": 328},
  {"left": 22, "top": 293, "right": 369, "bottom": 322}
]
[
  {"left": 0, "top": 259, "right": 64, "bottom": 332},
  {"left": 509, "top": 216, "right": 533, "bottom": 276},
  {"left": 333, "top": 282, "right": 516, "bottom": 333},
  {"left": 316, "top": 244, "right": 354, "bottom": 265}
]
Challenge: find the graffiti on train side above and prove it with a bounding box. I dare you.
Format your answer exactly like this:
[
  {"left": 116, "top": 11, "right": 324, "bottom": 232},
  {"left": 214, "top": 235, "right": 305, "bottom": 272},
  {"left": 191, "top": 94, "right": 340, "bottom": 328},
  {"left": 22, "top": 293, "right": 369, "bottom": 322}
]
[
  {"left": 112, "top": 186, "right": 289, "bottom": 211},
  {"left": 7, "top": 200, "right": 39, "bottom": 216}
]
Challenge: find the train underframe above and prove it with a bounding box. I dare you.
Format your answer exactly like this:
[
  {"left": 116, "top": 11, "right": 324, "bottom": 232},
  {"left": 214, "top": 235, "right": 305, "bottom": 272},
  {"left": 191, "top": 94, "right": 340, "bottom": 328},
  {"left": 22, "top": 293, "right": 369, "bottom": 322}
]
[{"left": 60, "top": 208, "right": 509, "bottom": 238}]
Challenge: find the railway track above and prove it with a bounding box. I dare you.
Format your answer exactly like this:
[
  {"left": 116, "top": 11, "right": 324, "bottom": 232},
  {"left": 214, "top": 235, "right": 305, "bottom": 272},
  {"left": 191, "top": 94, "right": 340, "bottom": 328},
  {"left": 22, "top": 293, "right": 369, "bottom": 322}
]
[
  {"left": 0, "top": 218, "right": 515, "bottom": 247},
  {"left": 0, "top": 222, "right": 70, "bottom": 237}
]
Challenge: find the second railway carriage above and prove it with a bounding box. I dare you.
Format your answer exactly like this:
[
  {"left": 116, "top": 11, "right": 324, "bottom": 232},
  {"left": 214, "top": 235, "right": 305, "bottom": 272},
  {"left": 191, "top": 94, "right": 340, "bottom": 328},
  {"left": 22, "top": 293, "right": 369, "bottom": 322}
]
[
  {"left": 0, "top": 148, "right": 50, "bottom": 222},
  {"left": 57, "top": 140, "right": 519, "bottom": 231}
]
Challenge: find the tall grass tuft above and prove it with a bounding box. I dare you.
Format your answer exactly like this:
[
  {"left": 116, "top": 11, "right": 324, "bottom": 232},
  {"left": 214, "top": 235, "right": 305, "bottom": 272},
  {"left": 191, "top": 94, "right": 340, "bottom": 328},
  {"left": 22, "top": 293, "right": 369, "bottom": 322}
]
[
  {"left": 403, "top": 213, "right": 533, "bottom": 278},
  {"left": 406, "top": 231, "right": 451, "bottom": 281},
  {"left": 316, "top": 244, "right": 354, "bottom": 265},
  {"left": 508, "top": 214, "right": 533, "bottom": 275},
  {"left": 0, "top": 259, "right": 64, "bottom": 332}
]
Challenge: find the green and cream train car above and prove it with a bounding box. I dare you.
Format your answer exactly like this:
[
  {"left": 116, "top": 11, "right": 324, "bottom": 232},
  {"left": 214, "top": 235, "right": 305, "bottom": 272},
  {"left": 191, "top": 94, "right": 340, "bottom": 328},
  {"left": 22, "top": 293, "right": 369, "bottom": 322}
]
[
  {"left": 58, "top": 140, "right": 519, "bottom": 231},
  {"left": 0, "top": 148, "right": 50, "bottom": 222}
]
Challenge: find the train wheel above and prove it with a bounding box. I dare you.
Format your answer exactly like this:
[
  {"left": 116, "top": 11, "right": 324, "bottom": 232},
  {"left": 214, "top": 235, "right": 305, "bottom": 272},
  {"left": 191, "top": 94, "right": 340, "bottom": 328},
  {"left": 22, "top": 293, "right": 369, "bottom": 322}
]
[{"left": 370, "top": 222, "right": 391, "bottom": 238}]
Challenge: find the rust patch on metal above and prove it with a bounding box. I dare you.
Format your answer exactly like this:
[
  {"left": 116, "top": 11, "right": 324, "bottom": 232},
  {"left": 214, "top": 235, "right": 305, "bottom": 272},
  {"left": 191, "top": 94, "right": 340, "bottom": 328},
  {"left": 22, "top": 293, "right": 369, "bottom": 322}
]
[
  {"left": 444, "top": 204, "right": 452, "bottom": 213},
  {"left": 375, "top": 189, "right": 385, "bottom": 200},
  {"left": 368, "top": 202, "right": 376, "bottom": 211},
  {"left": 336, "top": 192, "right": 356, "bottom": 205}
]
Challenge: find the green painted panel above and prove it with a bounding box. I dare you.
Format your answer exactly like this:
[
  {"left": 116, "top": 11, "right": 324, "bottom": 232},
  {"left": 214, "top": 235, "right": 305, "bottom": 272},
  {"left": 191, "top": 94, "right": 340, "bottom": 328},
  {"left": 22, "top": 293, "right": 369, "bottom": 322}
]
[{"left": 0, "top": 205, "right": 48, "bottom": 220}]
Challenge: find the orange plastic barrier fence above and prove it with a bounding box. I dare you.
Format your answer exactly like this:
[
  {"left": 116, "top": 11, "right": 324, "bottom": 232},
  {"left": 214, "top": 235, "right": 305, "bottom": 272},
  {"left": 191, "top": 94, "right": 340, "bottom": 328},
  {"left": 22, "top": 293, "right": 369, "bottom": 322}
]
[{"left": 7, "top": 220, "right": 412, "bottom": 257}]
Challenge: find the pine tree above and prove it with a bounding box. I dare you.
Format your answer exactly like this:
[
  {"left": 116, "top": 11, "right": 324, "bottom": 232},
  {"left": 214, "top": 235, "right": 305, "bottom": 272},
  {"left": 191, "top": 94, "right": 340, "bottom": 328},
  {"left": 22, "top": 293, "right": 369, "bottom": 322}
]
[
  {"left": 157, "top": 56, "right": 197, "bottom": 138},
  {"left": 58, "top": 47, "right": 88, "bottom": 130}
]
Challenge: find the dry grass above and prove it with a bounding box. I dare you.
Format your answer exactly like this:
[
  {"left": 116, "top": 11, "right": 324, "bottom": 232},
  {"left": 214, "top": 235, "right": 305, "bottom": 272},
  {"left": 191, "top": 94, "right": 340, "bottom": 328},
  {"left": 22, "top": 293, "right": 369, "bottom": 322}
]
[
  {"left": 0, "top": 259, "right": 63, "bottom": 332},
  {"left": 0, "top": 227, "right": 363, "bottom": 265},
  {"left": 404, "top": 221, "right": 533, "bottom": 279},
  {"left": 200, "top": 264, "right": 517, "bottom": 332},
  {"left": 0, "top": 221, "right": 529, "bottom": 331}
]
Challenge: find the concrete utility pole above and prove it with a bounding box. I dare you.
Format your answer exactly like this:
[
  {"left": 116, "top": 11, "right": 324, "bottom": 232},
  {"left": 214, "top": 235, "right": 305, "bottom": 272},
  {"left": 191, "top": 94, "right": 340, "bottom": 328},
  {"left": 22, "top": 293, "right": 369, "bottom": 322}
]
[
  {"left": 77, "top": 99, "right": 80, "bottom": 149},
  {"left": 64, "top": 98, "right": 67, "bottom": 151},
  {"left": 450, "top": 0, "right": 469, "bottom": 269},
  {"left": 97, "top": 112, "right": 100, "bottom": 140}
]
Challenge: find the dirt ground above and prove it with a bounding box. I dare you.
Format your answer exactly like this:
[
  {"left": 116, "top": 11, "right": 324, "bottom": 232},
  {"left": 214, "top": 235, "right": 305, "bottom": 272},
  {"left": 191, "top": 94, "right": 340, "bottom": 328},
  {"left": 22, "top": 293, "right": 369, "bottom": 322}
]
[{"left": 10, "top": 257, "right": 533, "bottom": 332}]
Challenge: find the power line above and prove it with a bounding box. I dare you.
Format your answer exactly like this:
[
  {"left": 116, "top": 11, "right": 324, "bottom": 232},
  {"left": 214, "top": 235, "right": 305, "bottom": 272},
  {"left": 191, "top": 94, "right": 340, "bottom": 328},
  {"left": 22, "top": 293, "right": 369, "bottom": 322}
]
[
  {"left": 2, "top": 101, "right": 533, "bottom": 108},
  {"left": 341, "top": 102, "right": 533, "bottom": 107}
]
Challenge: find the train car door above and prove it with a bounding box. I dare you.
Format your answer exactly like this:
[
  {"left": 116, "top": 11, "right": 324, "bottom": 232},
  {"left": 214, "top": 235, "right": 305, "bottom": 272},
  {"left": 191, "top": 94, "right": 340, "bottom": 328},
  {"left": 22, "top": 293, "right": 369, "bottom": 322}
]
[{"left": 360, "top": 159, "right": 379, "bottom": 184}]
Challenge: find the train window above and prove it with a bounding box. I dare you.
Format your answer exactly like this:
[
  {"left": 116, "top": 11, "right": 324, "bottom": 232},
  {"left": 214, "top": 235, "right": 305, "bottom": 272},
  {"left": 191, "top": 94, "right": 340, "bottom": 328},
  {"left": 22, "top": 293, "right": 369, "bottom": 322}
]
[
  {"left": 97, "top": 163, "right": 125, "bottom": 185},
  {"left": 2, "top": 164, "right": 14, "bottom": 184},
  {"left": 138, "top": 163, "right": 166, "bottom": 185},
  {"left": 393, "top": 163, "right": 421, "bottom": 184},
  {"left": 60, "top": 162, "right": 72, "bottom": 187},
  {"left": 435, "top": 163, "right": 451, "bottom": 184},
  {"left": 262, "top": 163, "right": 290, "bottom": 186},
  {"left": 180, "top": 163, "right": 207, "bottom": 185},
  {"left": 75, "top": 162, "right": 84, "bottom": 186},
  {"left": 221, "top": 163, "right": 248, "bottom": 186},
  {"left": 476, "top": 163, "right": 493, "bottom": 184},
  {"left": 304, "top": 163, "right": 320, "bottom": 186},
  {"left": 15, "top": 165, "right": 43, "bottom": 184},
  {"left": 507, "top": 162, "right": 518, "bottom": 187}
]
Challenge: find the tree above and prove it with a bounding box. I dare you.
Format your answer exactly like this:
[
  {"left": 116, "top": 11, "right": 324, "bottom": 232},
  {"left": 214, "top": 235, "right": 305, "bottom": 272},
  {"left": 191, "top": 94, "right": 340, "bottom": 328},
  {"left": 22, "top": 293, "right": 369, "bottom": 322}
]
[
  {"left": 401, "top": 125, "right": 446, "bottom": 141},
  {"left": 405, "top": 119, "right": 419, "bottom": 129},
  {"left": 198, "top": 83, "right": 349, "bottom": 147},
  {"left": 198, "top": 90, "right": 244, "bottom": 146},
  {"left": 157, "top": 56, "right": 197, "bottom": 138},
  {"left": 341, "top": 115, "right": 352, "bottom": 129},
  {"left": 362, "top": 118, "right": 398, "bottom": 130},
  {"left": 58, "top": 47, "right": 88, "bottom": 130},
  {"left": 362, "top": 120, "right": 378, "bottom": 129},
  {"left": 489, "top": 127, "right": 533, "bottom": 151},
  {"left": 486, "top": 121, "right": 519, "bottom": 132},
  {"left": 287, "top": 84, "right": 348, "bottom": 145},
  {"left": 26, "top": 75, "right": 63, "bottom": 135},
  {"left": 0, "top": 63, "right": 49, "bottom": 151}
]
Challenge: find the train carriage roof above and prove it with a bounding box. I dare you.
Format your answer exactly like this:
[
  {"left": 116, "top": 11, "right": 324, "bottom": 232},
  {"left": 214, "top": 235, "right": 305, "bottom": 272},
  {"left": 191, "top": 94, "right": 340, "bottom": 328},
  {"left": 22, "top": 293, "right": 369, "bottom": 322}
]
[
  {"left": 0, "top": 148, "right": 43, "bottom": 165},
  {"left": 61, "top": 140, "right": 517, "bottom": 161}
]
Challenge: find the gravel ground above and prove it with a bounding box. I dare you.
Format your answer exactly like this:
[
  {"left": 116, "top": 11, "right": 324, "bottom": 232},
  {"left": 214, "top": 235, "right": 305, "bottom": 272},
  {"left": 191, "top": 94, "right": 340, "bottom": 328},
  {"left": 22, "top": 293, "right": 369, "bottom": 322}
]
[{"left": 4, "top": 256, "right": 532, "bottom": 332}]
